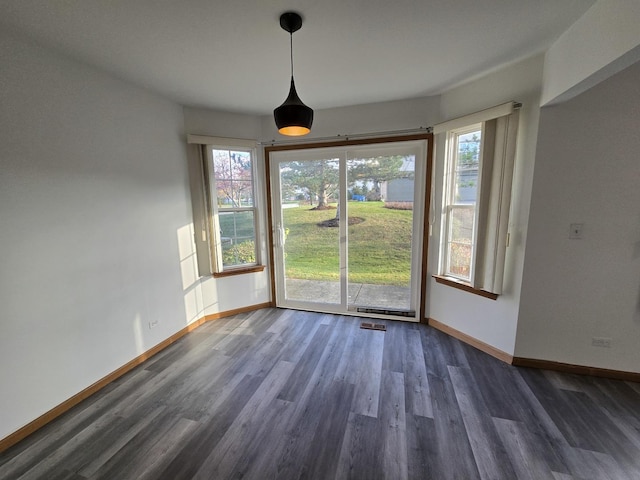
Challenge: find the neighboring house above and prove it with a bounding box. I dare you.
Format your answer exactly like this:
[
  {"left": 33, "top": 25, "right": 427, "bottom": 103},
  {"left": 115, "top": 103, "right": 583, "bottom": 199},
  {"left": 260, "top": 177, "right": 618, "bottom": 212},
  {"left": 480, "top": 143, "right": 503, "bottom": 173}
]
[
  {"left": 381, "top": 156, "right": 417, "bottom": 202},
  {"left": 456, "top": 167, "right": 478, "bottom": 203},
  {"left": 381, "top": 177, "right": 414, "bottom": 202}
]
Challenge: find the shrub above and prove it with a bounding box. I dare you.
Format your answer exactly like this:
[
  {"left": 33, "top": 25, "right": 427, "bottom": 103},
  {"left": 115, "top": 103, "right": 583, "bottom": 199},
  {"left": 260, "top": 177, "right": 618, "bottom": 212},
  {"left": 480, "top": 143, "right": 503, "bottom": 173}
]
[
  {"left": 384, "top": 202, "right": 413, "bottom": 211},
  {"left": 223, "top": 240, "right": 256, "bottom": 265}
]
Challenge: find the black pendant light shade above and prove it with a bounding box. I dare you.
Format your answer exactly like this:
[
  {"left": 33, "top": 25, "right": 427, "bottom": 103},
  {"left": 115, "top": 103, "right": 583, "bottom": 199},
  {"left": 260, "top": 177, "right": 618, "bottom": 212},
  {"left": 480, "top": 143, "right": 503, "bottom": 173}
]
[
  {"left": 274, "top": 12, "right": 313, "bottom": 136},
  {"left": 274, "top": 78, "right": 314, "bottom": 136}
]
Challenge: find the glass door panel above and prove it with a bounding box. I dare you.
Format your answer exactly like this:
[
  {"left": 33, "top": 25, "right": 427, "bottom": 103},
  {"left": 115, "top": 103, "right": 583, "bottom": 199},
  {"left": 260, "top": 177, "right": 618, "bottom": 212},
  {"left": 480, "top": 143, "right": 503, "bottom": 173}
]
[
  {"left": 346, "top": 151, "right": 415, "bottom": 312},
  {"left": 277, "top": 156, "right": 342, "bottom": 307}
]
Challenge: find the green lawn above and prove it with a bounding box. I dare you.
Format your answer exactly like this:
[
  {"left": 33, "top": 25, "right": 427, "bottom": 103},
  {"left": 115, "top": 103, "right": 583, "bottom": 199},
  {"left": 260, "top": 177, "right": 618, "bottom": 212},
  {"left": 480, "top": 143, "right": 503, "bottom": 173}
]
[{"left": 283, "top": 201, "right": 413, "bottom": 286}]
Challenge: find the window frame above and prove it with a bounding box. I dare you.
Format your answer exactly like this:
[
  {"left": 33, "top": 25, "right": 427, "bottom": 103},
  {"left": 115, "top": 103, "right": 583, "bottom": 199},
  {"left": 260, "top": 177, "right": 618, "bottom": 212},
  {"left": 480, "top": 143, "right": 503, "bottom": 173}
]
[
  {"left": 202, "top": 144, "right": 261, "bottom": 274},
  {"left": 442, "top": 123, "right": 484, "bottom": 283},
  {"left": 434, "top": 102, "right": 520, "bottom": 297}
]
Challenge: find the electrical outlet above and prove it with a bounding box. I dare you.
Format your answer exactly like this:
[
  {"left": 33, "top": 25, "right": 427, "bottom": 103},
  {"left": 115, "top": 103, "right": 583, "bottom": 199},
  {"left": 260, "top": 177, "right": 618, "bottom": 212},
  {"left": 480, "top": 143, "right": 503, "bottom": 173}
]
[
  {"left": 592, "top": 337, "right": 611, "bottom": 348},
  {"left": 148, "top": 320, "right": 159, "bottom": 329}
]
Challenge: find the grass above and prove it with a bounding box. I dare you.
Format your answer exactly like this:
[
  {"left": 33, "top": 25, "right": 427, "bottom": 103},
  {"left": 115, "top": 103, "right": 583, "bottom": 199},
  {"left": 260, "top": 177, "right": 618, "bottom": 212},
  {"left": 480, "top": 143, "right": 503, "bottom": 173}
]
[{"left": 283, "top": 201, "right": 413, "bottom": 286}]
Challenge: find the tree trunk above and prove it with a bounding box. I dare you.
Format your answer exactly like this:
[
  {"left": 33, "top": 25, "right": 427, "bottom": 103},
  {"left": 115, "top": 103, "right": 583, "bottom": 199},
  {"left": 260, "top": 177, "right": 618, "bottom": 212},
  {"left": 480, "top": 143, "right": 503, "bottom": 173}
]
[{"left": 317, "top": 184, "right": 328, "bottom": 207}]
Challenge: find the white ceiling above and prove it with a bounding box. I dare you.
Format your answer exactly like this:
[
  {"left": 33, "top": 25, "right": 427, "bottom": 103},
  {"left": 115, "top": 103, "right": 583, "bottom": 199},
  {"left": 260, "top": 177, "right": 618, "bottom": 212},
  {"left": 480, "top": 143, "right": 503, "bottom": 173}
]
[{"left": 0, "top": 0, "right": 595, "bottom": 115}]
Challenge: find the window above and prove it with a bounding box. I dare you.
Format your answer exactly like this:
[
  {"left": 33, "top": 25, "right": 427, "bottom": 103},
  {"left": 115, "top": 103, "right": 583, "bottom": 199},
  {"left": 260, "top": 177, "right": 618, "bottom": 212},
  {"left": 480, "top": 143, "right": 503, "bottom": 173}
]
[
  {"left": 443, "top": 125, "right": 482, "bottom": 281},
  {"left": 205, "top": 146, "right": 259, "bottom": 272},
  {"left": 436, "top": 102, "right": 519, "bottom": 295},
  {"left": 186, "top": 135, "right": 262, "bottom": 277}
]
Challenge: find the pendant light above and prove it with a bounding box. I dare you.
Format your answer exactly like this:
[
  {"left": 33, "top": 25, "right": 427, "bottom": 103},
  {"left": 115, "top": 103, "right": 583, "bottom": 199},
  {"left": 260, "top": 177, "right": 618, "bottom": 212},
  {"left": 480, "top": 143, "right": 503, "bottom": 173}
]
[{"left": 274, "top": 11, "right": 313, "bottom": 136}]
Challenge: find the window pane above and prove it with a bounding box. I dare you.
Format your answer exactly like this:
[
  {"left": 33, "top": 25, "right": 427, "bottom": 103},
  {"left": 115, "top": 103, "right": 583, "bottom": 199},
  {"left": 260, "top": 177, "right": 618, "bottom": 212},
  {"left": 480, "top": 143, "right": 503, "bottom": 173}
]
[
  {"left": 213, "top": 149, "right": 253, "bottom": 208},
  {"left": 216, "top": 181, "right": 254, "bottom": 208},
  {"left": 447, "top": 205, "right": 474, "bottom": 280},
  {"left": 454, "top": 130, "right": 481, "bottom": 204},
  {"left": 443, "top": 129, "right": 480, "bottom": 281},
  {"left": 218, "top": 210, "right": 256, "bottom": 268}
]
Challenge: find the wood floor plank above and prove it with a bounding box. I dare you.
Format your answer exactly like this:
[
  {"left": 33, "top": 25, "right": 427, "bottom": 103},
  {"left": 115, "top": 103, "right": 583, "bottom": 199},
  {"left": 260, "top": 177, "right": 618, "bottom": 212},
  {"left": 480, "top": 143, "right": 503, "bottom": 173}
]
[
  {"left": 463, "top": 344, "right": 529, "bottom": 422},
  {"left": 91, "top": 415, "right": 198, "bottom": 480},
  {"left": 18, "top": 407, "right": 165, "bottom": 480},
  {"left": 191, "top": 360, "right": 296, "bottom": 479},
  {"left": 3, "top": 308, "right": 640, "bottom": 480},
  {"left": 299, "top": 380, "right": 356, "bottom": 480},
  {"left": 543, "top": 369, "right": 588, "bottom": 393},
  {"left": 522, "top": 367, "right": 640, "bottom": 476},
  {"left": 166, "top": 353, "right": 236, "bottom": 421},
  {"left": 420, "top": 324, "right": 469, "bottom": 379},
  {"left": 229, "top": 398, "right": 295, "bottom": 480},
  {"left": 492, "top": 417, "right": 557, "bottom": 480},
  {"left": 276, "top": 323, "right": 332, "bottom": 402},
  {"left": 601, "top": 410, "right": 640, "bottom": 452},
  {"left": 587, "top": 449, "right": 637, "bottom": 480},
  {"left": 382, "top": 320, "right": 406, "bottom": 374},
  {"left": 519, "top": 369, "right": 608, "bottom": 448},
  {"left": 47, "top": 470, "right": 87, "bottom": 480},
  {"left": 428, "top": 372, "right": 481, "bottom": 480},
  {"left": 273, "top": 380, "right": 355, "bottom": 480},
  {"left": 552, "top": 472, "right": 575, "bottom": 480},
  {"left": 350, "top": 328, "right": 385, "bottom": 417},
  {"left": 568, "top": 448, "right": 634, "bottom": 480},
  {"left": 121, "top": 417, "right": 200, "bottom": 480},
  {"left": 333, "top": 318, "right": 364, "bottom": 384},
  {"left": 334, "top": 412, "right": 383, "bottom": 480},
  {"left": 405, "top": 413, "right": 438, "bottom": 480},
  {"left": 76, "top": 407, "right": 166, "bottom": 478},
  {"left": 404, "top": 324, "right": 433, "bottom": 418},
  {"left": 200, "top": 396, "right": 294, "bottom": 480},
  {"left": 449, "top": 366, "right": 518, "bottom": 479},
  {"left": 592, "top": 377, "right": 640, "bottom": 419},
  {"left": 155, "top": 373, "right": 265, "bottom": 479},
  {"left": 508, "top": 369, "right": 579, "bottom": 477},
  {"left": 379, "top": 370, "right": 409, "bottom": 480}
]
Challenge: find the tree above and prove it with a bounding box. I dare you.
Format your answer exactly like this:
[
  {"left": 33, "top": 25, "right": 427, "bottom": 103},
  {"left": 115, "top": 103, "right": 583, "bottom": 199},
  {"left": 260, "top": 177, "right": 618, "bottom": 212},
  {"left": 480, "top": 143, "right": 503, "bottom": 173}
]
[
  {"left": 348, "top": 155, "right": 406, "bottom": 200},
  {"left": 458, "top": 134, "right": 480, "bottom": 168},
  {"left": 280, "top": 158, "right": 339, "bottom": 209},
  {"left": 213, "top": 149, "right": 253, "bottom": 207}
]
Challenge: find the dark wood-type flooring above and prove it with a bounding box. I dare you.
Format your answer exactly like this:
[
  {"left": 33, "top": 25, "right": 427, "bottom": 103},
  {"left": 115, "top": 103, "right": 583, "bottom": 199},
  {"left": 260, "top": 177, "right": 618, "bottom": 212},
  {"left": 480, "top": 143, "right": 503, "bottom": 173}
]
[{"left": 2, "top": 308, "right": 640, "bottom": 479}]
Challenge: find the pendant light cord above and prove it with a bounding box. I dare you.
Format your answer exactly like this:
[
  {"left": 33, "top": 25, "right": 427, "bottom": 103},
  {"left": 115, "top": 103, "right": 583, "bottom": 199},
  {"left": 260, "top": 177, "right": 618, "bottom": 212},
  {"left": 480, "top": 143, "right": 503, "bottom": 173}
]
[{"left": 289, "top": 32, "right": 294, "bottom": 78}]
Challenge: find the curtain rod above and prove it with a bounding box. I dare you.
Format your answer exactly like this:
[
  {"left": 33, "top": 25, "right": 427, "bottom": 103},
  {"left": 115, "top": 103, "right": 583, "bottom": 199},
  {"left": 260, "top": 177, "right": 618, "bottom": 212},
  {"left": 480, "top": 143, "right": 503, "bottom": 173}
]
[{"left": 259, "top": 126, "right": 432, "bottom": 147}]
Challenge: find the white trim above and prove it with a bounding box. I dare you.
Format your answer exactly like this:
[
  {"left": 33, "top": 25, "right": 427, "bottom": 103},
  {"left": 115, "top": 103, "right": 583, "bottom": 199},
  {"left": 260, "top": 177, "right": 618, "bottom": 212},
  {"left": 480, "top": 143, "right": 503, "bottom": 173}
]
[
  {"left": 433, "top": 102, "right": 516, "bottom": 134},
  {"left": 339, "top": 158, "right": 348, "bottom": 308},
  {"left": 204, "top": 145, "right": 260, "bottom": 273},
  {"left": 187, "top": 134, "right": 257, "bottom": 148}
]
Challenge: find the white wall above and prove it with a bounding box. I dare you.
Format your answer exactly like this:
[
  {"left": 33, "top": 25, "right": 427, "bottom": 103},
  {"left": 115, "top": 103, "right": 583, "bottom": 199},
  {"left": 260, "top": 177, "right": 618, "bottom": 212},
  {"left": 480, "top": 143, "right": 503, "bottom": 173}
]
[
  {"left": 0, "top": 32, "right": 194, "bottom": 440},
  {"left": 542, "top": 0, "right": 640, "bottom": 106},
  {"left": 516, "top": 60, "right": 640, "bottom": 372},
  {"left": 426, "top": 55, "right": 544, "bottom": 355}
]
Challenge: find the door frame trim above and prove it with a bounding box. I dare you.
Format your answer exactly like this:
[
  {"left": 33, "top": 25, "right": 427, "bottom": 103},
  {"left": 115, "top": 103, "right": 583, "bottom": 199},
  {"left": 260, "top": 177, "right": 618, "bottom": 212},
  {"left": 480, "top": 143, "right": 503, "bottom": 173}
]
[{"left": 264, "top": 133, "right": 434, "bottom": 321}]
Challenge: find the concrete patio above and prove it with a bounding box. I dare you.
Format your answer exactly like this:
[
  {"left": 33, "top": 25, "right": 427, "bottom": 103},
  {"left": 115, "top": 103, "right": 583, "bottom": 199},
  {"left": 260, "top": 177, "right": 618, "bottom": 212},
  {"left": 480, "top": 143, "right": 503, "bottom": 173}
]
[{"left": 284, "top": 278, "right": 412, "bottom": 311}]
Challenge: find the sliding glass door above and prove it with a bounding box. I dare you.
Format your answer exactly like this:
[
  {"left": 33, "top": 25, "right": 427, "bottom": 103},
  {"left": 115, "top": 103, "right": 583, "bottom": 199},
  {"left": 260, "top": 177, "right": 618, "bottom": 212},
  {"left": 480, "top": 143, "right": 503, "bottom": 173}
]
[{"left": 269, "top": 139, "right": 428, "bottom": 321}]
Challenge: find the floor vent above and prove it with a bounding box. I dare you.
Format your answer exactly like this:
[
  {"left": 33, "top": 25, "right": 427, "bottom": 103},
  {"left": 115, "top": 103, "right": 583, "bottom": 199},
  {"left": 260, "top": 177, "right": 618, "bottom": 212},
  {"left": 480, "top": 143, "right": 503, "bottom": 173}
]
[
  {"left": 360, "top": 322, "right": 387, "bottom": 331},
  {"left": 356, "top": 307, "right": 415, "bottom": 317}
]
